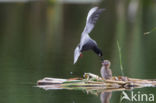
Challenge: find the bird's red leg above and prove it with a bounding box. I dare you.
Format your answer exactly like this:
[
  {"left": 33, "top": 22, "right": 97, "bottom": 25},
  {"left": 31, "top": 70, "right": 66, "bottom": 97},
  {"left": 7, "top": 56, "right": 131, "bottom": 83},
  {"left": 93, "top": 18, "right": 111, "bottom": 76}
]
[{"left": 80, "top": 53, "right": 83, "bottom": 58}]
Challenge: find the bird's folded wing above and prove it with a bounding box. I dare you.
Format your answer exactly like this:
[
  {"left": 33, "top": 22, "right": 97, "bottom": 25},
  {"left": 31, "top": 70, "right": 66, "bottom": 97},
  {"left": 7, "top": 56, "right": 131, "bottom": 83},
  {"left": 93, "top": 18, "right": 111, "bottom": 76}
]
[{"left": 82, "top": 7, "right": 105, "bottom": 36}]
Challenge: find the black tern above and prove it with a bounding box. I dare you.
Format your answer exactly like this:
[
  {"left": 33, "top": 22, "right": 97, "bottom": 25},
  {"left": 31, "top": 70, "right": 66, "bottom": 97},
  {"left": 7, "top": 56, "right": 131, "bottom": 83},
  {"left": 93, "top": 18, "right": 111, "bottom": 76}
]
[{"left": 74, "top": 7, "right": 104, "bottom": 64}]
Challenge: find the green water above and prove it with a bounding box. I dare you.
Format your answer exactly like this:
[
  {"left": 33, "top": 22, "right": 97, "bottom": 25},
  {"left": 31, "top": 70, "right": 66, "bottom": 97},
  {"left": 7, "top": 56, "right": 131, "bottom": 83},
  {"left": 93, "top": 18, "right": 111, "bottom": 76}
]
[{"left": 0, "top": 0, "right": 156, "bottom": 103}]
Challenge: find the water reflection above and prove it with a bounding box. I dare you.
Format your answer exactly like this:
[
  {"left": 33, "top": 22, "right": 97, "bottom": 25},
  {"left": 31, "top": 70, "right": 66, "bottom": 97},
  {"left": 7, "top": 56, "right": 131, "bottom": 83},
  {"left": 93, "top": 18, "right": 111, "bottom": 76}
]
[
  {"left": 37, "top": 84, "right": 121, "bottom": 103},
  {"left": 100, "top": 92, "right": 112, "bottom": 103},
  {"left": 58, "top": 0, "right": 102, "bottom": 4},
  {"left": 86, "top": 89, "right": 112, "bottom": 103}
]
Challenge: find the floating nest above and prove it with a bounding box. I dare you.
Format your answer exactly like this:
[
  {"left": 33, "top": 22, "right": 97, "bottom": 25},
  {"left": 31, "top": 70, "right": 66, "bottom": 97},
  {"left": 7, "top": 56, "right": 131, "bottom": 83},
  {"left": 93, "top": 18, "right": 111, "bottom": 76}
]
[{"left": 37, "top": 73, "right": 156, "bottom": 91}]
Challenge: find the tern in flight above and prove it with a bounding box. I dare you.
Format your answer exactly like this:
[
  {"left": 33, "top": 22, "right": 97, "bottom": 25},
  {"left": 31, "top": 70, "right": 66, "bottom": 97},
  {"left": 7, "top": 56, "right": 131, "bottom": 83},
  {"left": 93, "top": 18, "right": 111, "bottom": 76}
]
[{"left": 74, "top": 7, "right": 104, "bottom": 64}]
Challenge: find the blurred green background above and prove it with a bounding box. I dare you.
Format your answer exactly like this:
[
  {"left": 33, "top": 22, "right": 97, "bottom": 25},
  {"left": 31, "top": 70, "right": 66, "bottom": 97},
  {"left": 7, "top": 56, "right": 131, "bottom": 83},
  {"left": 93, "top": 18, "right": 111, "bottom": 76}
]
[{"left": 0, "top": 0, "right": 156, "bottom": 103}]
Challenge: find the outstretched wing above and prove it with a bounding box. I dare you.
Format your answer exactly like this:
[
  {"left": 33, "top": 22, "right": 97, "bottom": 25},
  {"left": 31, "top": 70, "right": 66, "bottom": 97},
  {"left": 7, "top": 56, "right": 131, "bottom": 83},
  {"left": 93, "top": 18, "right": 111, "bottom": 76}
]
[
  {"left": 81, "top": 7, "right": 105, "bottom": 37},
  {"left": 73, "top": 45, "right": 81, "bottom": 64}
]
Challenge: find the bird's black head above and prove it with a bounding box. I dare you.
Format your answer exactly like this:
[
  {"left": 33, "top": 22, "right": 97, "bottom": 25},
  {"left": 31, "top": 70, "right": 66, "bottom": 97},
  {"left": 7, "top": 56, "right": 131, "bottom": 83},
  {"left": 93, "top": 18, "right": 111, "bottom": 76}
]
[
  {"left": 98, "top": 49, "right": 103, "bottom": 57},
  {"left": 92, "top": 46, "right": 103, "bottom": 57}
]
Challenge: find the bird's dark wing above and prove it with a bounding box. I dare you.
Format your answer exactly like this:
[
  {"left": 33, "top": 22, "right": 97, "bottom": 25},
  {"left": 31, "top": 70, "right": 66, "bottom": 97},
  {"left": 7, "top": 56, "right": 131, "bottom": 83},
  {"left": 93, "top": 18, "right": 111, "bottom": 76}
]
[
  {"left": 92, "top": 45, "right": 103, "bottom": 56},
  {"left": 82, "top": 7, "right": 105, "bottom": 36}
]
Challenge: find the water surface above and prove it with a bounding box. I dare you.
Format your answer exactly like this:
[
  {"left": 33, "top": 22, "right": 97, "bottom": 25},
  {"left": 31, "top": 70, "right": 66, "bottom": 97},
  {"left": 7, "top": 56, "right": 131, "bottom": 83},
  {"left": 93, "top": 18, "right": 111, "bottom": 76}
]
[{"left": 0, "top": 0, "right": 156, "bottom": 103}]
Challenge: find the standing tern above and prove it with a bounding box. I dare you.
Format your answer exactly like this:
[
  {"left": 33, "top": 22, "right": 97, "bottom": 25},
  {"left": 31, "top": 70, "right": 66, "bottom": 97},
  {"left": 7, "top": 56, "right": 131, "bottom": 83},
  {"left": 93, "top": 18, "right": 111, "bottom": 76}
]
[{"left": 74, "top": 7, "right": 105, "bottom": 64}]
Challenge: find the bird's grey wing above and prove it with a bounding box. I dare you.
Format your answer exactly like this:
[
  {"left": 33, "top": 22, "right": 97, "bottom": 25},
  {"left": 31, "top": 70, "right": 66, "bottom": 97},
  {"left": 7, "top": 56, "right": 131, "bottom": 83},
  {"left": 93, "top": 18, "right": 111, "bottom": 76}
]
[
  {"left": 74, "top": 46, "right": 81, "bottom": 64},
  {"left": 82, "top": 7, "right": 105, "bottom": 36}
]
